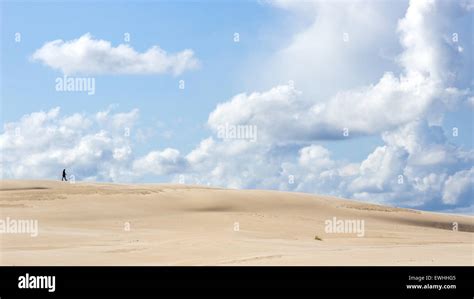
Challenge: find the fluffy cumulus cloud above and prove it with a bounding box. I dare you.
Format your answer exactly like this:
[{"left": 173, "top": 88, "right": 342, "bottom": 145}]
[
  {"left": 0, "top": 107, "right": 183, "bottom": 181},
  {"left": 442, "top": 168, "right": 474, "bottom": 205},
  {"left": 3, "top": 0, "right": 473, "bottom": 212},
  {"left": 212, "top": 0, "right": 468, "bottom": 141},
  {"left": 133, "top": 149, "right": 187, "bottom": 176},
  {"left": 196, "top": 0, "right": 474, "bottom": 210},
  {"left": 349, "top": 120, "right": 473, "bottom": 208},
  {"left": 207, "top": 78, "right": 462, "bottom": 141},
  {"left": 31, "top": 33, "right": 200, "bottom": 76}
]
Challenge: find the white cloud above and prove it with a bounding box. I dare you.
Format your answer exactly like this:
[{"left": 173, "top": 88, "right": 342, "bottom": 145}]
[
  {"left": 348, "top": 120, "right": 473, "bottom": 207},
  {"left": 0, "top": 107, "right": 138, "bottom": 181},
  {"left": 195, "top": 0, "right": 474, "bottom": 209},
  {"left": 349, "top": 145, "right": 407, "bottom": 194},
  {"left": 132, "top": 148, "right": 187, "bottom": 176},
  {"left": 298, "top": 145, "right": 334, "bottom": 172},
  {"left": 442, "top": 167, "right": 474, "bottom": 205},
  {"left": 31, "top": 33, "right": 200, "bottom": 76},
  {"left": 259, "top": 0, "right": 406, "bottom": 99},
  {"left": 209, "top": 0, "right": 469, "bottom": 141},
  {"left": 206, "top": 75, "right": 452, "bottom": 141}
]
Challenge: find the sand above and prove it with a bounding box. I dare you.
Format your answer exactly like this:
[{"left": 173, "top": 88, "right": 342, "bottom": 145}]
[{"left": 0, "top": 180, "right": 472, "bottom": 265}]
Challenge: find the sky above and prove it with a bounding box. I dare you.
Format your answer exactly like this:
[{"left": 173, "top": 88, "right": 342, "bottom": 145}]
[{"left": 1, "top": 0, "right": 473, "bottom": 213}]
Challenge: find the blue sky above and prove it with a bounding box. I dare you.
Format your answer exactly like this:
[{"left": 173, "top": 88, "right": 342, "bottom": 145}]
[
  {"left": 1, "top": 1, "right": 283, "bottom": 153},
  {"left": 1, "top": 0, "right": 473, "bottom": 213}
]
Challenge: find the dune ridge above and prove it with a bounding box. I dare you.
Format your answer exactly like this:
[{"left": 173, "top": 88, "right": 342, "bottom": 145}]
[{"left": 0, "top": 180, "right": 472, "bottom": 265}]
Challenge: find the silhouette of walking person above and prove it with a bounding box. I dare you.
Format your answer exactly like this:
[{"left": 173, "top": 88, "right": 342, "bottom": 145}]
[{"left": 62, "top": 169, "right": 68, "bottom": 181}]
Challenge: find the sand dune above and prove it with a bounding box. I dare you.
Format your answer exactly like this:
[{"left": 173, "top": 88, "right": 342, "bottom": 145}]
[{"left": 0, "top": 180, "right": 472, "bottom": 265}]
